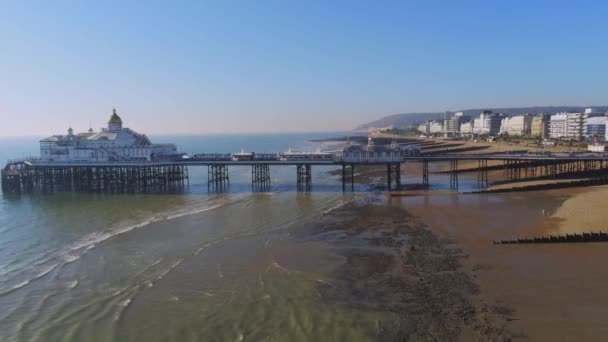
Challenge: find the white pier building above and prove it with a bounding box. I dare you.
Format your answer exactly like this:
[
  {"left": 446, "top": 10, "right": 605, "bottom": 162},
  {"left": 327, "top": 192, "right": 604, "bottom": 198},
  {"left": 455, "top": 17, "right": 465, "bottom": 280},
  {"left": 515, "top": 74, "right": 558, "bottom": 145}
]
[{"left": 40, "top": 109, "right": 178, "bottom": 162}]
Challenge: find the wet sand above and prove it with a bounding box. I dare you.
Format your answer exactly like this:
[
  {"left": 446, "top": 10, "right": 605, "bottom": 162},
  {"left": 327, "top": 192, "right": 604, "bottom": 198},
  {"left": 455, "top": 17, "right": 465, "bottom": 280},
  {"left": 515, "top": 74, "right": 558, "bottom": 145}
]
[
  {"left": 303, "top": 198, "right": 515, "bottom": 341},
  {"left": 320, "top": 136, "right": 608, "bottom": 340},
  {"left": 399, "top": 189, "right": 608, "bottom": 341}
]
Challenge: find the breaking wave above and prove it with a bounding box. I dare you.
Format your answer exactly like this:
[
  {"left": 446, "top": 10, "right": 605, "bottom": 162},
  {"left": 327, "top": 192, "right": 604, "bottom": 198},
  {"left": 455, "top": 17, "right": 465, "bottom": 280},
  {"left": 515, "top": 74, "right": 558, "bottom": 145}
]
[
  {"left": 0, "top": 194, "right": 252, "bottom": 296},
  {"left": 0, "top": 263, "right": 58, "bottom": 297}
]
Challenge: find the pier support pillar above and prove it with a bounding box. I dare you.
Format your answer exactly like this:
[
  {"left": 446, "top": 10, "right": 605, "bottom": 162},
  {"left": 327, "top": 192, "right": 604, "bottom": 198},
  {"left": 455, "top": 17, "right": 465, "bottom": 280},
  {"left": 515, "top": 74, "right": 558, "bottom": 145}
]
[
  {"left": 386, "top": 163, "right": 401, "bottom": 191},
  {"left": 252, "top": 164, "right": 270, "bottom": 192},
  {"left": 341, "top": 164, "right": 355, "bottom": 192},
  {"left": 297, "top": 164, "right": 312, "bottom": 191},
  {"left": 387, "top": 163, "right": 391, "bottom": 190},
  {"left": 208, "top": 164, "right": 229, "bottom": 191},
  {"left": 477, "top": 159, "right": 488, "bottom": 188},
  {"left": 396, "top": 163, "right": 401, "bottom": 190},
  {"left": 4, "top": 164, "right": 186, "bottom": 194},
  {"left": 422, "top": 159, "right": 429, "bottom": 188},
  {"left": 450, "top": 159, "right": 459, "bottom": 190},
  {"left": 351, "top": 164, "right": 355, "bottom": 190},
  {"left": 1, "top": 169, "right": 22, "bottom": 194},
  {"left": 342, "top": 164, "right": 346, "bottom": 191}
]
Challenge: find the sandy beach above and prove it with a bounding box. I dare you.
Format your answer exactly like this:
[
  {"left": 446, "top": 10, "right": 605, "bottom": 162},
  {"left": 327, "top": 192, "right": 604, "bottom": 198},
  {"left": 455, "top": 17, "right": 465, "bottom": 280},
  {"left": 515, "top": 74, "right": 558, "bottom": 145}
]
[
  {"left": 551, "top": 186, "right": 608, "bottom": 234},
  {"left": 398, "top": 187, "right": 608, "bottom": 341},
  {"left": 328, "top": 136, "right": 608, "bottom": 340}
]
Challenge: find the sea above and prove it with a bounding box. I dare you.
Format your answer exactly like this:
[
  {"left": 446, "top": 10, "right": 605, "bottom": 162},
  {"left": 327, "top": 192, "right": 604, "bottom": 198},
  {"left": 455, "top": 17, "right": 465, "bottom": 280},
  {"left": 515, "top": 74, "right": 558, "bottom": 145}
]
[{"left": 0, "top": 133, "right": 399, "bottom": 341}]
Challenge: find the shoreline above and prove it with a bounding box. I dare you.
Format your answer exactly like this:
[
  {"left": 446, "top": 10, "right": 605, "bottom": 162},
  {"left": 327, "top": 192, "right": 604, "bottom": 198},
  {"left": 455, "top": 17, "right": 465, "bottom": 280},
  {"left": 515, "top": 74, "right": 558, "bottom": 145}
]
[
  {"left": 301, "top": 197, "right": 514, "bottom": 340},
  {"left": 399, "top": 187, "right": 608, "bottom": 340},
  {"left": 313, "top": 141, "right": 608, "bottom": 340}
]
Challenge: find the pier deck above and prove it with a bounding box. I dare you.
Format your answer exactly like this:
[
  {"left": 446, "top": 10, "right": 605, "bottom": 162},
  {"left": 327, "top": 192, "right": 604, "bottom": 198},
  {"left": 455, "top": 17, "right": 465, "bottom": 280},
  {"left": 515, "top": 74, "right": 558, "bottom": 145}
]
[{"left": 4, "top": 152, "right": 608, "bottom": 194}]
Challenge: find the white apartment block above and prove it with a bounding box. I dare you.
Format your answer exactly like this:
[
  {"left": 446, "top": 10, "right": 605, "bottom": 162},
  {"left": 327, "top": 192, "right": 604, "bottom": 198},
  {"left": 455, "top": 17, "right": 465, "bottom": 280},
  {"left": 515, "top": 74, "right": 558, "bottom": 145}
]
[
  {"left": 429, "top": 121, "right": 444, "bottom": 134},
  {"left": 549, "top": 112, "right": 583, "bottom": 139},
  {"left": 505, "top": 114, "right": 533, "bottom": 136},
  {"left": 460, "top": 122, "right": 473, "bottom": 135}
]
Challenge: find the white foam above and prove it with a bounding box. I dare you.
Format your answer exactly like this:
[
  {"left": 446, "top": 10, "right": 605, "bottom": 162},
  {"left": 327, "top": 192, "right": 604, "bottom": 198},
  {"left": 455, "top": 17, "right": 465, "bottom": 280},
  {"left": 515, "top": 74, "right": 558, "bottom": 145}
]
[
  {"left": 113, "top": 297, "right": 133, "bottom": 322},
  {"left": 0, "top": 262, "right": 59, "bottom": 296},
  {"left": 0, "top": 280, "right": 30, "bottom": 297},
  {"left": 118, "top": 298, "right": 132, "bottom": 307},
  {"left": 148, "top": 258, "right": 185, "bottom": 286},
  {"left": 166, "top": 203, "right": 224, "bottom": 220},
  {"left": 0, "top": 192, "right": 261, "bottom": 297},
  {"left": 59, "top": 194, "right": 251, "bottom": 268},
  {"left": 322, "top": 198, "right": 354, "bottom": 215},
  {"left": 192, "top": 242, "right": 212, "bottom": 256},
  {"left": 35, "top": 263, "right": 58, "bottom": 279}
]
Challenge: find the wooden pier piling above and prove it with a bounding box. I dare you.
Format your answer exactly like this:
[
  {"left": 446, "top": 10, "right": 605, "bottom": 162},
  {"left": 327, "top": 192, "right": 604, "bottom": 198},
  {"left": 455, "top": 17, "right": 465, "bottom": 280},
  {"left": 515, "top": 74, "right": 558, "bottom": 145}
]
[
  {"left": 296, "top": 164, "right": 312, "bottom": 191},
  {"left": 208, "top": 164, "right": 229, "bottom": 191},
  {"left": 450, "top": 159, "right": 458, "bottom": 190},
  {"left": 2, "top": 164, "right": 187, "bottom": 194},
  {"left": 252, "top": 164, "right": 271, "bottom": 192}
]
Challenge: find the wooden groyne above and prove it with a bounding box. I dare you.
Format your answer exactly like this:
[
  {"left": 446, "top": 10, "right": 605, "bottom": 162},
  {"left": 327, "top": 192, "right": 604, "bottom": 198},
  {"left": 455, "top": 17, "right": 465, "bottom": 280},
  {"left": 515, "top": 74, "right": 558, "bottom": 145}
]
[{"left": 494, "top": 232, "right": 608, "bottom": 245}]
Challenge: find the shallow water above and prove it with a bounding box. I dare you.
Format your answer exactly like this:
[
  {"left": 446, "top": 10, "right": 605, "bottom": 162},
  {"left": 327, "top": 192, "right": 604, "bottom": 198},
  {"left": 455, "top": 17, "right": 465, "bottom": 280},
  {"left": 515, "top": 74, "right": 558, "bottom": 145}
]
[
  {"left": 0, "top": 133, "right": 492, "bottom": 341},
  {"left": 0, "top": 133, "right": 399, "bottom": 341}
]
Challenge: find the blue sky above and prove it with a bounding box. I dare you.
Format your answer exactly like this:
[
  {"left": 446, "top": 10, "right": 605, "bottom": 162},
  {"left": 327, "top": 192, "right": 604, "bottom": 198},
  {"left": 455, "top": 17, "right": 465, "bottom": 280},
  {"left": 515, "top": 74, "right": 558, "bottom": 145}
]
[{"left": 1, "top": 0, "right": 607, "bottom": 136}]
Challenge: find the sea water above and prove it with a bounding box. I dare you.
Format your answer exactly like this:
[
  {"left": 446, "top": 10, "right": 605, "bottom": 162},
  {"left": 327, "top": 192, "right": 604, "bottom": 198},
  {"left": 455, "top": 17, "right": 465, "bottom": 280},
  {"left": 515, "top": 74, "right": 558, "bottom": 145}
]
[{"left": 0, "top": 133, "right": 397, "bottom": 341}]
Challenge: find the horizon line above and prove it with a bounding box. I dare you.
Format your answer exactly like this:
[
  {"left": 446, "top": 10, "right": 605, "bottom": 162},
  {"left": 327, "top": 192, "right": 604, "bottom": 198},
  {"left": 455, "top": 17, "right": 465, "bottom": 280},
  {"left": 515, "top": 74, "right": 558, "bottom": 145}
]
[{"left": 0, "top": 130, "right": 357, "bottom": 139}]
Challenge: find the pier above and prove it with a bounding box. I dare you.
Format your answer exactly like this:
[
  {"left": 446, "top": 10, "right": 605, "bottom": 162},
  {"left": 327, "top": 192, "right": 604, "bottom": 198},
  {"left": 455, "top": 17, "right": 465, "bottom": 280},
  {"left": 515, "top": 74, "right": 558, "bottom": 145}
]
[
  {"left": 1, "top": 163, "right": 188, "bottom": 194},
  {"left": 5, "top": 152, "right": 608, "bottom": 194}
]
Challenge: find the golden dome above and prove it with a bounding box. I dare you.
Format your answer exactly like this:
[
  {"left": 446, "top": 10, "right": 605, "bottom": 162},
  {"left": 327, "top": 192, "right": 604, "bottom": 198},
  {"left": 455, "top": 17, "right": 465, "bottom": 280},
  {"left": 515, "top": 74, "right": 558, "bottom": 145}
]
[{"left": 108, "top": 108, "right": 123, "bottom": 124}]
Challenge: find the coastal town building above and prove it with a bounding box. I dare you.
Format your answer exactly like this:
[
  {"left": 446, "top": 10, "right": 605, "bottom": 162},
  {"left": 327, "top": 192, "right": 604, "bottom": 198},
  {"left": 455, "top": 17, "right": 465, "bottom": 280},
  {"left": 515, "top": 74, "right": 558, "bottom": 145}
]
[
  {"left": 582, "top": 108, "right": 607, "bottom": 140},
  {"left": 40, "top": 109, "right": 178, "bottom": 162},
  {"left": 584, "top": 116, "right": 607, "bottom": 139},
  {"left": 531, "top": 115, "right": 549, "bottom": 138},
  {"left": 499, "top": 114, "right": 533, "bottom": 136},
  {"left": 445, "top": 112, "right": 471, "bottom": 135},
  {"left": 499, "top": 117, "right": 508, "bottom": 135},
  {"left": 472, "top": 111, "right": 491, "bottom": 135},
  {"left": 473, "top": 111, "right": 504, "bottom": 135},
  {"left": 417, "top": 122, "right": 430, "bottom": 135},
  {"left": 549, "top": 112, "right": 584, "bottom": 139},
  {"left": 417, "top": 120, "right": 444, "bottom": 135},
  {"left": 416, "top": 107, "right": 608, "bottom": 140},
  {"left": 460, "top": 122, "right": 473, "bottom": 135}
]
